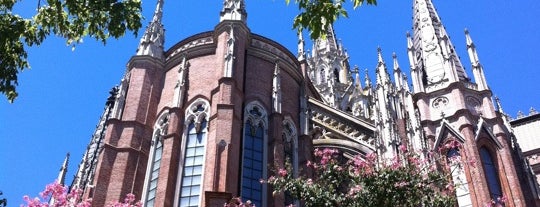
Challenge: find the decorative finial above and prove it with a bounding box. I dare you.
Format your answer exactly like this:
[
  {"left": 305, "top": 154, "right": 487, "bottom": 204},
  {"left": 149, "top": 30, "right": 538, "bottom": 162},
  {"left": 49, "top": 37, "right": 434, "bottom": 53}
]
[
  {"left": 297, "top": 30, "right": 306, "bottom": 61},
  {"left": 529, "top": 107, "right": 538, "bottom": 115},
  {"left": 517, "top": 111, "right": 524, "bottom": 118},
  {"left": 377, "top": 46, "right": 383, "bottom": 63},
  {"left": 364, "top": 68, "right": 372, "bottom": 87},
  {"left": 392, "top": 52, "right": 400, "bottom": 72}
]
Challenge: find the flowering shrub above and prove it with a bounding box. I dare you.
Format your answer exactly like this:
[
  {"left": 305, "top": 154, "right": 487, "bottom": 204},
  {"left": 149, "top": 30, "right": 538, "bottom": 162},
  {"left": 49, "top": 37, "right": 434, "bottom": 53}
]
[
  {"left": 223, "top": 197, "right": 255, "bottom": 207},
  {"left": 266, "top": 147, "right": 459, "bottom": 207},
  {"left": 21, "top": 181, "right": 141, "bottom": 207}
]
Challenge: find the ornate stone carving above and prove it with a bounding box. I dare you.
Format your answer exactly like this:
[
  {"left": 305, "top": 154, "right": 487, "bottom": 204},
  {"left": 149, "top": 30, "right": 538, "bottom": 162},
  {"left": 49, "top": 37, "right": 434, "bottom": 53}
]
[
  {"left": 465, "top": 96, "right": 482, "bottom": 115},
  {"left": 186, "top": 99, "right": 210, "bottom": 132},
  {"left": 432, "top": 96, "right": 449, "bottom": 109},
  {"left": 167, "top": 37, "right": 214, "bottom": 61}
]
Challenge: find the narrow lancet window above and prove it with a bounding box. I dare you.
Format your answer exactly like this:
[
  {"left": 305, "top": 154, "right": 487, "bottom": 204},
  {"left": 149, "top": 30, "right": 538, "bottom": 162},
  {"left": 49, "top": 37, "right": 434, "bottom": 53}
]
[
  {"left": 479, "top": 147, "right": 503, "bottom": 200},
  {"left": 241, "top": 102, "right": 268, "bottom": 207},
  {"left": 179, "top": 120, "right": 207, "bottom": 207},
  {"left": 142, "top": 111, "right": 170, "bottom": 207},
  {"left": 175, "top": 99, "right": 210, "bottom": 207}
]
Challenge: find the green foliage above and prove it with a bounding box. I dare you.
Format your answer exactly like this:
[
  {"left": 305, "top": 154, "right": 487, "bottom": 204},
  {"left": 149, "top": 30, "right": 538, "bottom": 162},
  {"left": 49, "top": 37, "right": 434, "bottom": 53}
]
[
  {"left": 0, "top": 0, "right": 142, "bottom": 102},
  {"left": 286, "top": 0, "right": 377, "bottom": 39}
]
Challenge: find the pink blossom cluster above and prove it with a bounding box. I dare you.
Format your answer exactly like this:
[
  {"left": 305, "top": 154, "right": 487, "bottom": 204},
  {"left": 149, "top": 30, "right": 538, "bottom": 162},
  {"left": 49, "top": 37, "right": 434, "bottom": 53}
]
[
  {"left": 223, "top": 197, "right": 255, "bottom": 207},
  {"left": 21, "top": 181, "right": 141, "bottom": 207},
  {"left": 21, "top": 181, "right": 91, "bottom": 207},
  {"left": 313, "top": 148, "right": 338, "bottom": 165},
  {"left": 484, "top": 196, "right": 507, "bottom": 207},
  {"left": 266, "top": 147, "right": 462, "bottom": 206},
  {"left": 349, "top": 153, "right": 375, "bottom": 176},
  {"left": 108, "top": 193, "right": 142, "bottom": 207}
]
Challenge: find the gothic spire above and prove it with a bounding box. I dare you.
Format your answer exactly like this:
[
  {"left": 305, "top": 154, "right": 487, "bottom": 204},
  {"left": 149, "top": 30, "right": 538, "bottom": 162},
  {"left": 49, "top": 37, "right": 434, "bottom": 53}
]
[
  {"left": 57, "top": 153, "right": 70, "bottom": 185},
  {"left": 393, "top": 53, "right": 404, "bottom": 89},
  {"left": 220, "top": 0, "right": 247, "bottom": 23},
  {"left": 375, "top": 47, "right": 390, "bottom": 86},
  {"left": 298, "top": 30, "right": 306, "bottom": 61},
  {"left": 50, "top": 153, "right": 70, "bottom": 205},
  {"left": 136, "top": 0, "right": 165, "bottom": 60},
  {"left": 314, "top": 24, "right": 340, "bottom": 53},
  {"left": 411, "top": 0, "right": 468, "bottom": 87},
  {"left": 365, "top": 68, "right": 372, "bottom": 88},
  {"left": 465, "top": 29, "right": 488, "bottom": 90},
  {"left": 353, "top": 65, "right": 362, "bottom": 89}
]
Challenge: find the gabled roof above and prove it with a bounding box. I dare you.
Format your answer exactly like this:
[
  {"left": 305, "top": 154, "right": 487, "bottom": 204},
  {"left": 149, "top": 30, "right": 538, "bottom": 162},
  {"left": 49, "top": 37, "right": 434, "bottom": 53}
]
[
  {"left": 475, "top": 118, "right": 503, "bottom": 149},
  {"left": 433, "top": 119, "right": 466, "bottom": 151}
]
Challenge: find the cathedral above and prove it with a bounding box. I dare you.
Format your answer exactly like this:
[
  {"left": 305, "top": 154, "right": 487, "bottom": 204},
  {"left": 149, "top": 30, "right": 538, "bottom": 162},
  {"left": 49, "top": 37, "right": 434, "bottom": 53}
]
[{"left": 66, "top": 0, "right": 540, "bottom": 206}]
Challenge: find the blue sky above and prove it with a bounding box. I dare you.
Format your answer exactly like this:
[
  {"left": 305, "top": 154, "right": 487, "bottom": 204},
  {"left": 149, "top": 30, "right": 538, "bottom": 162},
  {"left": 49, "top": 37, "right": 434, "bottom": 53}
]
[{"left": 1, "top": 0, "right": 539, "bottom": 204}]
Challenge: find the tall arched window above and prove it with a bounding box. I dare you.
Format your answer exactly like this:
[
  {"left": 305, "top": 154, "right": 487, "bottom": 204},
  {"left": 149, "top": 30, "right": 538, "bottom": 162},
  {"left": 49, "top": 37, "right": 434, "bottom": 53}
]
[
  {"left": 142, "top": 111, "right": 170, "bottom": 207},
  {"left": 282, "top": 117, "right": 298, "bottom": 176},
  {"left": 447, "top": 148, "right": 472, "bottom": 207},
  {"left": 479, "top": 147, "right": 503, "bottom": 200},
  {"left": 176, "top": 99, "right": 209, "bottom": 207},
  {"left": 241, "top": 102, "right": 267, "bottom": 207},
  {"left": 282, "top": 117, "right": 298, "bottom": 206}
]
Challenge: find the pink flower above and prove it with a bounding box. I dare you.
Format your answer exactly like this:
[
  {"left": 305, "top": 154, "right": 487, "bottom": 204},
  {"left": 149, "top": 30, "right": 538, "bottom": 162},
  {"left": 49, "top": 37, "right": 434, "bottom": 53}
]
[
  {"left": 21, "top": 181, "right": 139, "bottom": 207},
  {"left": 366, "top": 153, "right": 377, "bottom": 163},
  {"left": 278, "top": 168, "right": 287, "bottom": 177},
  {"left": 348, "top": 184, "right": 363, "bottom": 196},
  {"left": 467, "top": 158, "right": 477, "bottom": 167},
  {"left": 445, "top": 183, "right": 455, "bottom": 192},
  {"left": 399, "top": 144, "right": 408, "bottom": 152}
]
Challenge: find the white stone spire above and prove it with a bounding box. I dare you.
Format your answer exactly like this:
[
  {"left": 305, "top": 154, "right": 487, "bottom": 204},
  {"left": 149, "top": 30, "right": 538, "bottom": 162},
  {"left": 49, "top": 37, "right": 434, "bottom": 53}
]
[
  {"left": 136, "top": 0, "right": 165, "bottom": 60},
  {"left": 364, "top": 68, "right": 372, "bottom": 88},
  {"left": 220, "top": 0, "right": 247, "bottom": 23},
  {"left": 410, "top": 0, "right": 468, "bottom": 89},
  {"left": 353, "top": 66, "right": 362, "bottom": 89},
  {"left": 465, "top": 29, "right": 488, "bottom": 90},
  {"left": 375, "top": 47, "right": 390, "bottom": 86},
  {"left": 49, "top": 153, "right": 69, "bottom": 205},
  {"left": 298, "top": 30, "right": 306, "bottom": 61},
  {"left": 57, "top": 153, "right": 70, "bottom": 185},
  {"left": 313, "top": 24, "right": 340, "bottom": 54},
  {"left": 393, "top": 53, "right": 404, "bottom": 90}
]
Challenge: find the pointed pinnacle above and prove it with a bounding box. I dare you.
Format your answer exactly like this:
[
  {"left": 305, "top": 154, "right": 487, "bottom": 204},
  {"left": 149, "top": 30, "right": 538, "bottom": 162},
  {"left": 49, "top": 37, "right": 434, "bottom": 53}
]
[
  {"left": 465, "top": 28, "right": 474, "bottom": 47},
  {"left": 392, "top": 52, "right": 400, "bottom": 72},
  {"left": 377, "top": 47, "right": 384, "bottom": 63}
]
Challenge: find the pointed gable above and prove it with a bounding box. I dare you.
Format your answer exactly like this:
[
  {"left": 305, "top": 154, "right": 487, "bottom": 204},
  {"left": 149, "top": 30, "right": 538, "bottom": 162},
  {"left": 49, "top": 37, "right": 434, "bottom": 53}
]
[
  {"left": 433, "top": 119, "right": 466, "bottom": 151},
  {"left": 475, "top": 118, "right": 503, "bottom": 149}
]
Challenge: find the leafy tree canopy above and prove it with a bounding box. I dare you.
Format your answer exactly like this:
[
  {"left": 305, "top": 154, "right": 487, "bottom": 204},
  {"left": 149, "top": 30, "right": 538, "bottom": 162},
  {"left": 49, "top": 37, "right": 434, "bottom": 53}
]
[
  {"left": 287, "top": 0, "right": 377, "bottom": 39},
  {"left": 1, "top": 0, "right": 142, "bottom": 102}
]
